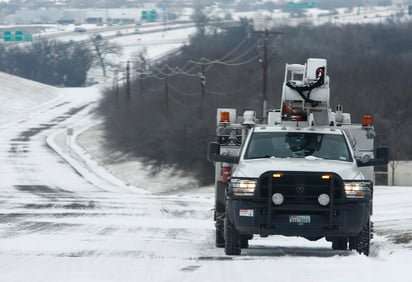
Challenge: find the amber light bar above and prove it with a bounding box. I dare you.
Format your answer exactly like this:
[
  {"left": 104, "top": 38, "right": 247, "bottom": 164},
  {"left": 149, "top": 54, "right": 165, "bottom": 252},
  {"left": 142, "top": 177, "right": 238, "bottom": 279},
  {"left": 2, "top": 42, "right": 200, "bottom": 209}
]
[
  {"left": 220, "top": 111, "right": 230, "bottom": 122},
  {"left": 362, "top": 115, "right": 372, "bottom": 127}
]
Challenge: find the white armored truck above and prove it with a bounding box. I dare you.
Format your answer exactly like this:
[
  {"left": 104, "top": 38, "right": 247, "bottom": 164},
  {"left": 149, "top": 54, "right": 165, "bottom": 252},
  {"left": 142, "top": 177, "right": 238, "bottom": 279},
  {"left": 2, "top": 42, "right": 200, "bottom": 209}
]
[{"left": 207, "top": 58, "right": 389, "bottom": 256}]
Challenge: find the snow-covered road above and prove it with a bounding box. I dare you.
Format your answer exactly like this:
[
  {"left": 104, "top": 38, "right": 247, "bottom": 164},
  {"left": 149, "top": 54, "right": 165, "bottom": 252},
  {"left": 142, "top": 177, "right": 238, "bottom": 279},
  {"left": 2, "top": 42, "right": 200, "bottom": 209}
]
[{"left": 0, "top": 73, "right": 411, "bottom": 282}]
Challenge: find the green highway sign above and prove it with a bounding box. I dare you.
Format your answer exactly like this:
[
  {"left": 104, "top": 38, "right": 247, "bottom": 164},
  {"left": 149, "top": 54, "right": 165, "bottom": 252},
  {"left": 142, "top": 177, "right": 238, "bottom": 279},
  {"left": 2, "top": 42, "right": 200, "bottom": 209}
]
[
  {"left": 2, "top": 30, "right": 32, "bottom": 42},
  {"left": 287, "top": 2, "right": 317, "bottom": 9},
  {"left": 23, "top": 33, "right": 32, "bottom": 41},
  {"left": 149, "top": 10, "right": 157, "bottom": 20},
  {"left": 141, "top": 10, "right": 157, "bottom": 20},
  {"left": 15, "top": 30, "right": 23, "bottom": 41},
  {"left": 3, "top": 31, "right": 12, "bottom": 41}
]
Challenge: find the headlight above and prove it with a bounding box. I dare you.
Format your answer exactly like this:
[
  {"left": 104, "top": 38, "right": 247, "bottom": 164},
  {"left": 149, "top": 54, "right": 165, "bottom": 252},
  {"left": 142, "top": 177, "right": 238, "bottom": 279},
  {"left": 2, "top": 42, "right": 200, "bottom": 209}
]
[
  {"left": 230, "top": 178, "right": 257, "bottom": 196},
  {"left": 344, "top": 181, "right": 371, "bottom": 198}
]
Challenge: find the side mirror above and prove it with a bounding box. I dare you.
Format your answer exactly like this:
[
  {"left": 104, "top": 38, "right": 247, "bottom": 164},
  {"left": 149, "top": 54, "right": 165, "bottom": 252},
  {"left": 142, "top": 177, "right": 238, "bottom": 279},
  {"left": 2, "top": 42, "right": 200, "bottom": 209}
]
[
  {"left": 207, "top": 142, "right": 220, "bottom": 162},
  {"left": 207, "top": 142, "right": 239, "bottom": 164},
  {"left": 375, "top": 146, "right": 389, "bottom": 165},
  {"left": 357, "top": 146, "right": 389, "bottom": 167}
]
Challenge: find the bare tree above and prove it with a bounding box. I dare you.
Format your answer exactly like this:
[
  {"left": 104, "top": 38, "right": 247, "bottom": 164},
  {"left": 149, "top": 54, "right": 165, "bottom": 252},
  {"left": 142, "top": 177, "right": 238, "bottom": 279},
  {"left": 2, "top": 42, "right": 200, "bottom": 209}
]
[
  {"left": 98, "top": 22, "right": 412, "bottom": 186},
  {"left": 191, "top": 4, "right": 209, "bottom": 36},
  {"left": 0, "top": 38, "right": 93, "bottom": 86},
  {"left": 90, "top": 34, "right": 122, "bottom": 77}
]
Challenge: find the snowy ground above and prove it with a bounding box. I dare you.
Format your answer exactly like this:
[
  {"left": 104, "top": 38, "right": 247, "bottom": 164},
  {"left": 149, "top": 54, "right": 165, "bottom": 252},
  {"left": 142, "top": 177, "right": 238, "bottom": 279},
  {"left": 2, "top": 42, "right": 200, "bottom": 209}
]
[{"left": 0, "top": 22, "right": 411, "bottom": 282}]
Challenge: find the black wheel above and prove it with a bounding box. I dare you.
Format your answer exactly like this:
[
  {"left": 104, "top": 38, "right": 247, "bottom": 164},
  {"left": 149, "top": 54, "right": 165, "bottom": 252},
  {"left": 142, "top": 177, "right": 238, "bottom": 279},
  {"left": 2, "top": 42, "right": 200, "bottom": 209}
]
[
  {"left": 224, "top": 215, "right": 241, "bottom": 255},
  {"left": 240, "top": 234, "right": 253, "bottom": 248},
  {"left": 240, "top": 236, "right": 249, "bottom": 249},
  {"left": 354, "top": 220, "right": 371, "bottom": 256},
  {"left": 215, "top": 181, "right": 226, "bottom": 248},
  {"left": 349, "top": 237, "right": 356, "bottom": 250},
  {"left": 215, "top": 218, "right": 225, "bottom": 248},
  {"left": 332, "top": 238, "right": 348, "bottom": 250}
]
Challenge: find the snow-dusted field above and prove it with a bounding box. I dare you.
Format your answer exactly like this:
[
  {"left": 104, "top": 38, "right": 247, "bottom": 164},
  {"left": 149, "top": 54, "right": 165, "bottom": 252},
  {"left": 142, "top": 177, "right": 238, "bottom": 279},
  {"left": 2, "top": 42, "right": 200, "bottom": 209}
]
[
  {"left": 0, "top": 59, "right": 411, "bottom": 282},
  {"left": 0, "top": 20, "right": 411, "bottom": 282}
]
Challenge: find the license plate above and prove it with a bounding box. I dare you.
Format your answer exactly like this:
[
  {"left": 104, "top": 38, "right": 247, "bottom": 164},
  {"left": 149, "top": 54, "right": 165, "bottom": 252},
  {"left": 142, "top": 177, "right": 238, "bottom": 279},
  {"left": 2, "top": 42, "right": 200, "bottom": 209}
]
[
  {"left": 289, "top": 215, "right": 311, "bottom": 224},
  {"left": 239, "top": 209, "right": 254, "bottom": 217}
]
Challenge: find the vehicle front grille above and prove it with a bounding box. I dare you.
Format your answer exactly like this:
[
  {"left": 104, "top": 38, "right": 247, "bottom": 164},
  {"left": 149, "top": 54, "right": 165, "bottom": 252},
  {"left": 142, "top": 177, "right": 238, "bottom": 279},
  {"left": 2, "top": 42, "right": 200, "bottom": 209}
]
[{"left": 258, "top": 171, "right": 343, "bottom": 205}]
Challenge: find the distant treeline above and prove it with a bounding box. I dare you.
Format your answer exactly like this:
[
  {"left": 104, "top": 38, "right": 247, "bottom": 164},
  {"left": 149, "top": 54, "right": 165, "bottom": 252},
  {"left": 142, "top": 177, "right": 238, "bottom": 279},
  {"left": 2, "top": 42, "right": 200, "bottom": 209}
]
[
  {"left": 0, "top": 39, "right": 93, "bottom": 86},
  {"left": 98, "top": 19, "right": 412, "bottom": 185}
]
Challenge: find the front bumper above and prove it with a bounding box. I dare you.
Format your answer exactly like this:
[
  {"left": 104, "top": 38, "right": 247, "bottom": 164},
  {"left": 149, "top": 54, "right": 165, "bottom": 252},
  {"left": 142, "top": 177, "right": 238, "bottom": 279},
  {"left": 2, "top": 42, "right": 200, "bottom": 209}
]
[
  {"left": 227, "top": 199, "right": 370, "bottom": 238},
  {"left": 227, "top": 171, "right": 372, "bottom": 238}
]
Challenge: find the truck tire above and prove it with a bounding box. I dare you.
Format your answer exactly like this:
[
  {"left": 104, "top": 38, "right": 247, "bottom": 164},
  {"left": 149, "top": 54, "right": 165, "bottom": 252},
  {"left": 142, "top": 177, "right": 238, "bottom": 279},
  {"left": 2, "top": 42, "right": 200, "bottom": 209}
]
[
  {"left": 224, "top": 215, "right": 241, "bottom": 255},
  {"left": 215, "top": 218, "right": 225, "bottom": 248},
  {"left": 215, "top": 181, "right": 226, "bottom": 248},
  {"left": 349, "top": 237, "right": 356, "bottom": 250},
  {"left": 240, "top": 237, "right": 249, "bottom": 249},
  {"left": 354, "top": 220, "right": 371, "bottom": 256},
  {"left": 331, "top": 238, "right": 348, "bottom": 250},
  {"left": 240, "top": 234, "right": 253, "bottom": 248},
  {"left": 215, "top": 182, "right": 226, "bottom": 215}
]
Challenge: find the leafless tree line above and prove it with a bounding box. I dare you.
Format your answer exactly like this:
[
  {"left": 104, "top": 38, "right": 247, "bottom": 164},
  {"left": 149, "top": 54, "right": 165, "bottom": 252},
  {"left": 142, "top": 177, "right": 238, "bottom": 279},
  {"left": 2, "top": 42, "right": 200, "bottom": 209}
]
[{"left": 98, "top": 20, "right": 412, "bottom": 185}]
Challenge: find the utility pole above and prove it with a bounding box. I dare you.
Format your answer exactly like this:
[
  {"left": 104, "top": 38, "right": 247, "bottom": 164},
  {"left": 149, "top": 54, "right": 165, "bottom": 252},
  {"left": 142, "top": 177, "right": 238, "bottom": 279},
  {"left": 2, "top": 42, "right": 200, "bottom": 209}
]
[
  {"left": 200, "top": 62, "right": 206, "bottom": 100},
  {"left": 160, "top": 1, "right": 168, "bottom": 32},
  {"left": 105, "top": 0, "right": 109, "bottom": 24},
  {"left": 164, "top": 66, "right": 169, "bottom": 117},
  {"left": 139, "top": 74, "right": 144, "bottom": 102},
  {"left": 255, "top": 29, "right": 282, "bottom": 121},
  {"left": 113, "top": 70, "right": 119, "bottom": 108},
  {"left": 262, "top": 30, "right": 269, "bottom": 121},
  {"left": 126, "top": 61, "right": 131, "bottom": 101}
]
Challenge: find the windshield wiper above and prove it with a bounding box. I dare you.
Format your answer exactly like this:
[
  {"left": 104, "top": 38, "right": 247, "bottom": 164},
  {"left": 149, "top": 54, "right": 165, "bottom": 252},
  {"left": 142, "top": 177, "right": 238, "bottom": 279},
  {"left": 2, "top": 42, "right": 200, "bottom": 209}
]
[{"left": 247, "top": 155, "right": 272, "bottom": 159}]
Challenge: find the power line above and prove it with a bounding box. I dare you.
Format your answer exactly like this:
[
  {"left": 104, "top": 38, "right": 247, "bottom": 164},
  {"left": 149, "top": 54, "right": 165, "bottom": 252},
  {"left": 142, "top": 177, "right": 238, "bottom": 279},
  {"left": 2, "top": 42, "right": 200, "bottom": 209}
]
[
  {"left": 148, "top": 68, "right": 166, "bottom": 80},
  {"left": 168, "top": 92, "right": 199, "bottom": 108},
  {"left": 206, "top": 77, "right": 262, "bottom": 96},
  {"left": 166, "top": 65, "right": 200, "bottom": 77},
  {"left": 177, "top": 34, "right": 251, "bottom": 72},
  {"left": 190, "top": 54, "right": 261, "bottom": 67},
  {"left": 216, "top": 35, "right": 251, "bottom": 61},
  {"left": 135, "top": 41, "right": 262, "bottom": 81},
  {"left": 223, "top": 40, "right": 262, "bottom": 64},
  {"left": 169, "top": 83, "right": 199, "bottom": 97}
]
